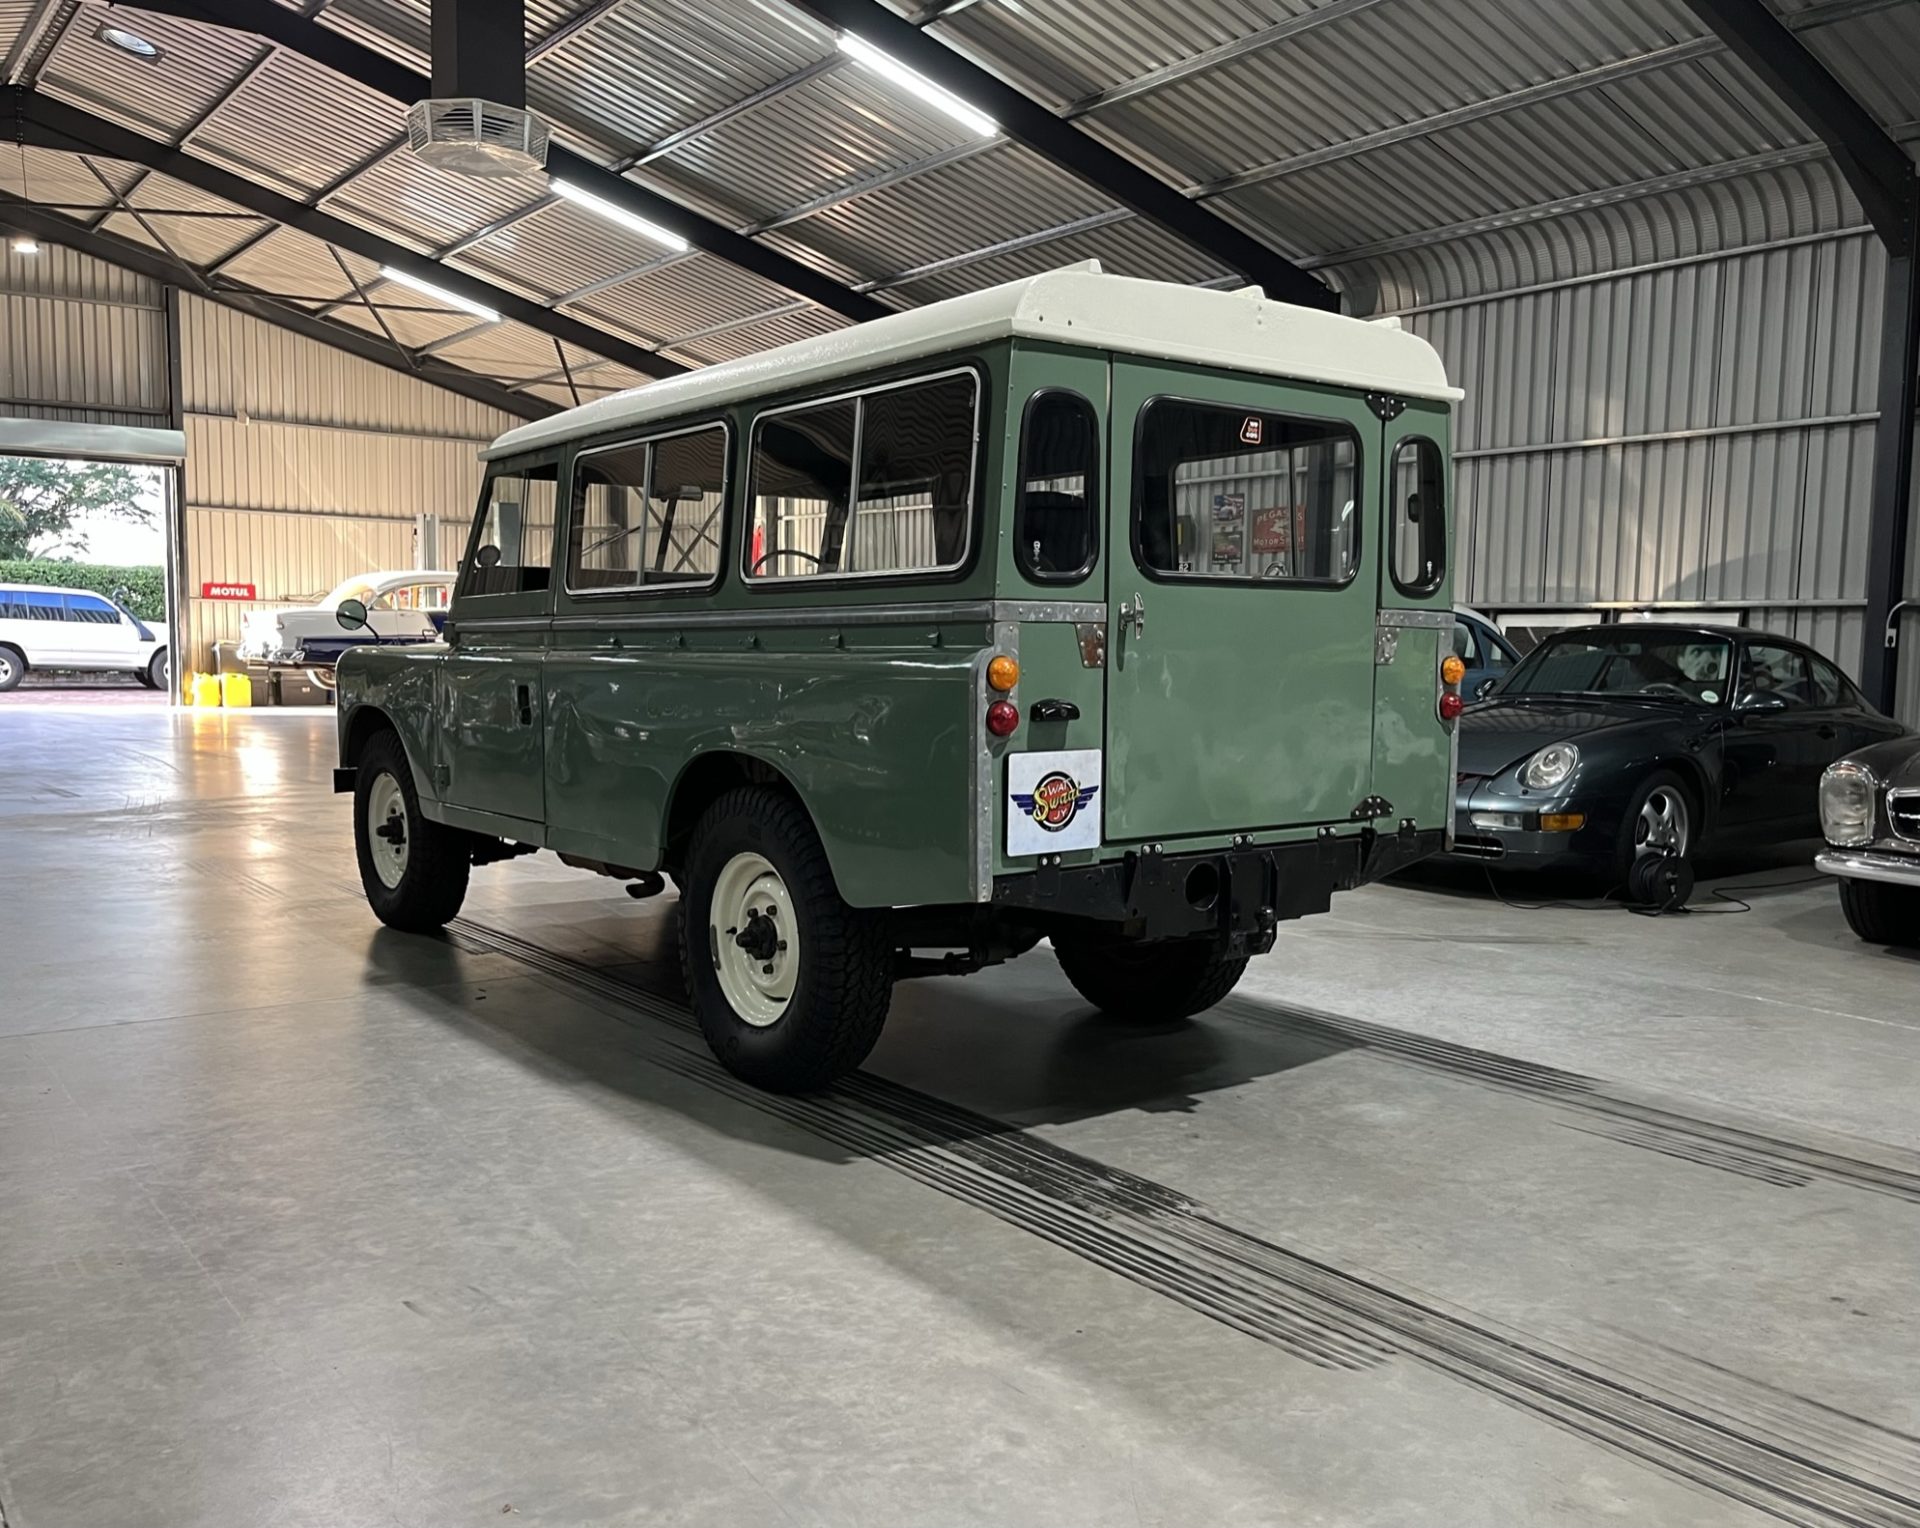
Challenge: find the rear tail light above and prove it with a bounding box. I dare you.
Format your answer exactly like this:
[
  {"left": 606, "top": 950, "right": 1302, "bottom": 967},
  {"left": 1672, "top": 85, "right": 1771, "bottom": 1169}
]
[
  {"left": 1441, "top": 655, "right": 1466, "bottom": 686},
  {"left": 987, "top": 655, "right": 1020, "bottom": 691},
  {"left": 986, "top": 700, "right": 1019, "bottom": 737},
  {"left": 1439, "top": 692, "right": 1465, "bottom": 722}
]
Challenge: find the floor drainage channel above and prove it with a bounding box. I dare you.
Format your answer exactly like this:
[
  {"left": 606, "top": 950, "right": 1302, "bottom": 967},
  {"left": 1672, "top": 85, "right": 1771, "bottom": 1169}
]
[{"left": 448, "top": 913, "right": 1920, "bottom": 1528}]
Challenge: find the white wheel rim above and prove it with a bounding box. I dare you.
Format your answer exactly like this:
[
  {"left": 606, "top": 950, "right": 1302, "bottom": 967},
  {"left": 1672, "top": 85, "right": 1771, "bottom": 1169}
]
[
  {"left": 0, "top": 654, "right": 14, "bottom": 683},
  {"left": 708, "top": 851, "right": 798, "bottom": 1027},
  {"left": 366, "top": 772, "right": 410, "bottom": 889},
  {"left": 1635, "top": 786, "right": 1690, "bottom": 858}
]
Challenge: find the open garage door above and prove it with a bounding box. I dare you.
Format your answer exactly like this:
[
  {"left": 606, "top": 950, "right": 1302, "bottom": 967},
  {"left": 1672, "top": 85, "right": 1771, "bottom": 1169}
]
[{"left": 0, "top": 418, "right": 186, "bottom": 703}]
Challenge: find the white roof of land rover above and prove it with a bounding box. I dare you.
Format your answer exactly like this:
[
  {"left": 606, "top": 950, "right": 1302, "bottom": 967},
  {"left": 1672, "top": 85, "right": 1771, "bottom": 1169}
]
[{"left": 485, "top": 261, "right": 1460, "bottom": 460}]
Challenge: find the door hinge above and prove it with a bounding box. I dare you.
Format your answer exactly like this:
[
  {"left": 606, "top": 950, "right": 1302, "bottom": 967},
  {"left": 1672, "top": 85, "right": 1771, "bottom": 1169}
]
[
  {"left": 1366, "top": 392, "right": 1407, "bottom": 422},
  {"left": 1352, "top": 795, "right": 1393, "bottom": 821},
  {"left": 1375, "top": 625, "right": 1400, "bottom": 665},
  {"left": 1076, "top": 622, "right": 1106, "bottom": 668}
]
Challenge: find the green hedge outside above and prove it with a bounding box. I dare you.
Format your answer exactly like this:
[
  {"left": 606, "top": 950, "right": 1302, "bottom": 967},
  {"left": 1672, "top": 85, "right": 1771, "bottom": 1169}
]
[{"left": 0, "top": 559, "right": 167, "bottom": 621}]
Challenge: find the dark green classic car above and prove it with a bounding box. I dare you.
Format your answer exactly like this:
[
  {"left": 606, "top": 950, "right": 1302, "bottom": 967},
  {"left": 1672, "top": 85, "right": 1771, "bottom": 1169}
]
[{"left": 333, "top": 263, "right": 1466, "bottom": 1090}]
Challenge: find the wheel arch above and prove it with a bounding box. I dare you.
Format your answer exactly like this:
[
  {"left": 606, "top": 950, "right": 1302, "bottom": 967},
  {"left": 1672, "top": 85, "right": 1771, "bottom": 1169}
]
[
  {"left": 663, "top": 749, "right": 822, "bottom": 879},
  {"left": 0, "top": 641, "right": 27, "bottom": 669},
  {"left": 1647, "top": 753, "right": 1715, "bottom": 842}
]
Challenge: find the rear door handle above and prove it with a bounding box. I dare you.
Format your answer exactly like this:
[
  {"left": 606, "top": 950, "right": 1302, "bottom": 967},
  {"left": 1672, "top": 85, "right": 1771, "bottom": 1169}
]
[
  {"left": 515, "top": 683, "right": 534, "bottom": 727},
  {"left": 1030, "top": 698, "right": 1080, "bottom": 723}
]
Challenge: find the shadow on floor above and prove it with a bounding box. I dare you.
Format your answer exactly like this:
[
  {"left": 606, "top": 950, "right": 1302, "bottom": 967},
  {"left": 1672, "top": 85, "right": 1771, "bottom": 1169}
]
[{"left": 359, "top": 910, "right": 1360, "bottom": 1162}]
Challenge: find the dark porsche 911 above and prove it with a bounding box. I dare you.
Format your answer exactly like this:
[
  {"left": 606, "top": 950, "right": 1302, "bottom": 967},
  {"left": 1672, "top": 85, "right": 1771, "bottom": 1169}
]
[{"left": 1450, "top": 624, "right": 1904, "bottom": 884}]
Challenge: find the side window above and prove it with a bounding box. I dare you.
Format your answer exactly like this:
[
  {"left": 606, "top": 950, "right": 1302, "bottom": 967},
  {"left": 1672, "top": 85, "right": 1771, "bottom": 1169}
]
[
  {"left": 1016, "top": 390, "right": 1099, "bottom": 583},
  {"left": 462, "top": 463, "right": 558, "bottom": 598},
  {"left": 746, "top": 371, "right": 978, "bottom": 581},
  {"left": 1807, "top": 654, "right": 1851, "bottom": 708},
  {"left": 1390, "top": 436, "right": 1446, "bottom": 596},
  {"left": 63, "top": 594, "right": 119, "bottom": 624},
  {"left": 569, "top": 424, "right": 728, "bottom": 595},
  {"left": 20, "top": 591, "right": 64, "bottom": 621},
  {"left": 1134, "top": 399, "right": 1360, "bottom": 584},
  {"left": 747, "top": 399, "right": 856, "bottom": 579},
  {"left": 1739, "top": 643, "right": 1812, "bottom": 707},
  {"left": 1452, "top": 618, "right": 1480, "bottom": 664}
]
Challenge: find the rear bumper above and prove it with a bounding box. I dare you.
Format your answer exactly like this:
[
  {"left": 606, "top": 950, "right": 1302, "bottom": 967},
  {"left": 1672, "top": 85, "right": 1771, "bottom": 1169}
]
[
  {"left": 1816, "top": 847, "right": 1920, "bottom": 889},
  {"left": 992, "top": 827, "right": 1445, "bottom": 954}
]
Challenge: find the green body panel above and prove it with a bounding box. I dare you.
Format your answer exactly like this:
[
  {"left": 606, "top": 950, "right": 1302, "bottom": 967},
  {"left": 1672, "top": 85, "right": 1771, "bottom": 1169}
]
[
  {"left": 543, "top": 622, "right": 980, "bottom": 907},
  {"left": 1102, "top": 360, "right": 1381, "bottom": 842},
  {"left": 338, "top": 334, "right": 1459, "bottom": 912}
]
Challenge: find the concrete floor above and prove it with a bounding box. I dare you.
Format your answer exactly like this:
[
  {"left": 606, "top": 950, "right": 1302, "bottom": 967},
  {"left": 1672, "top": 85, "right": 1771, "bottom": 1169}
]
[{"left": 3, "top": 702, "right": 1917, "bottom": 1528}]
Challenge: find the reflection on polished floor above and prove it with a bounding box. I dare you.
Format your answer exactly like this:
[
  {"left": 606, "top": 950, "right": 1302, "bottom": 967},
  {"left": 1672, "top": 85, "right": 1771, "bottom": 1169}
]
[{"left": 3, "top": 704, "right": 1917, "bottom": 1527}]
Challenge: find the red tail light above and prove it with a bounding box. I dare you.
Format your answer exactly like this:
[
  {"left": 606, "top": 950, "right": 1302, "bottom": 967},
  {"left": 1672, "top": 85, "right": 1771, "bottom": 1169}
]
[
  {"left": 986, "top": 700, "right": 1019, "bottom": 737},
  {"left": 1439, "top": 692, "right": 1465, "bottom": 722}
]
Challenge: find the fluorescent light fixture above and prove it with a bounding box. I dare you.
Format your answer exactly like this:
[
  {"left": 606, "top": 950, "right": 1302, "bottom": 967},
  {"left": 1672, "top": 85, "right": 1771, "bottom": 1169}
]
[
  {"left": 97, "top": 24, "right": 164, "bottom": 60},
  {"left": 837, "top": 32, "right": 997, "bottom": 138},
  {"left": 549, "top": 177, "right": 689, "bottom": 253},
  {"left": 10, "top": 236, "right": 41, "bottom": 256},
  {"left": 377, "top": 265, "right": 499, "bottom": 323}
]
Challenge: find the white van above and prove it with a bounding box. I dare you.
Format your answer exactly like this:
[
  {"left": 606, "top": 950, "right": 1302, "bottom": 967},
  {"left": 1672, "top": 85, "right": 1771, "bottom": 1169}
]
[{"left": 0, "top": 584, "right": 170, "bottom": 692}]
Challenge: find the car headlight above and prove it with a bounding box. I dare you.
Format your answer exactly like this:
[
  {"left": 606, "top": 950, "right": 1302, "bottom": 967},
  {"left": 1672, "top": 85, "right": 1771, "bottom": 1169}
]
[
  {"left": 1520, "top": 741, "right": 1579, "bottom": 791},
  {"left": 1819, "top": 761, "right": 1877, "bottom": 846}
]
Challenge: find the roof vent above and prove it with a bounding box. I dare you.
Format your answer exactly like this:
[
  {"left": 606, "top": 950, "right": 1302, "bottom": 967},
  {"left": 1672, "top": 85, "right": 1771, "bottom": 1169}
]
[{"left": 406, "top": 98, "right": 549, "bottom": 179}]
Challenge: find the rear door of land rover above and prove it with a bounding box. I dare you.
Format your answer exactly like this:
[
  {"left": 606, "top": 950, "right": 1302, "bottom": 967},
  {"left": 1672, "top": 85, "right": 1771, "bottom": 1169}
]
[{"left": 1104, "top": 361, "right": 1379, "bottom": 842}]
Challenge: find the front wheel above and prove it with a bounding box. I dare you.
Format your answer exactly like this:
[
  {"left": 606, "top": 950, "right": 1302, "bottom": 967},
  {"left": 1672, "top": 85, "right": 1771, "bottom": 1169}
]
[
  {"left": 681, "top": 787, "right": 892, "bottom": 1092},
  {"left": 1613, "top": 769, "right": 1694, "bottom": 888},
  {"left": 1838, "top": 877, "right": 1920, "bottom": 947},
  {"left": 352, "top": 730, "right": 470, "bottom": 932},
  {"left": 0, "top": 646, "right": 25, "bottom": 692},
  {"left": 1052, "top": 934, "right": 1248, "bottom": 1021}
]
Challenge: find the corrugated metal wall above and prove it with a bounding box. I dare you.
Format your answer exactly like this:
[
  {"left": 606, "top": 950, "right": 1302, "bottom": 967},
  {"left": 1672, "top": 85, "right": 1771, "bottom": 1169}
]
[
  {"left": 0, "top": 245, "right": 169, "bottom": 426},
  {"left": 1357, "top": 222, "right": 1920, "bottom": 724},
  {"left": 177, "top": 296, "right": 522, "bottom": 665}
]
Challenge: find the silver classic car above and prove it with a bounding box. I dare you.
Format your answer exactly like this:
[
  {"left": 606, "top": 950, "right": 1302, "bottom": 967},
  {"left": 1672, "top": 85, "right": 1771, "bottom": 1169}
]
[{"left": 1817, "top": 733, "right": 1920, "bottom": 947}]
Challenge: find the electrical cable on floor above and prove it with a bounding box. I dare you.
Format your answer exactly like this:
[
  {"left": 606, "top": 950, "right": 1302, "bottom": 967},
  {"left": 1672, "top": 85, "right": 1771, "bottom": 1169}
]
[{"left": 1482, "top": 867, "right": 1831, "bottom": 918}]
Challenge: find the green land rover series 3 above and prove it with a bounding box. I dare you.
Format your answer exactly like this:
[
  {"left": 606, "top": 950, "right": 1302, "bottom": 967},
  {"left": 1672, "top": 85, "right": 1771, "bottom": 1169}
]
[{"left": 334, "top": 262, "right": 1463, "bottom": 1091}]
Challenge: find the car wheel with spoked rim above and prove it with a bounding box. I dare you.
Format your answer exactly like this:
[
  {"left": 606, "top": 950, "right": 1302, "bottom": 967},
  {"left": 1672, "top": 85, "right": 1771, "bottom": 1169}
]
[
  {"left": 681, "top": 786, "right": 892, "bottom": 1093},
  {"left": 0, "top": 645, "right": 24, "bottom": 692},
  {"left": 1613, "top": 769, "right": 1694, "bottom": 889}
]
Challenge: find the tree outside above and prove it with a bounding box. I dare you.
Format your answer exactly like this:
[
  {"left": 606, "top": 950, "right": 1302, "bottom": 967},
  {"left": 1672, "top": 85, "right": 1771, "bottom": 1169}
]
[{"left": 0, "top": 456, "right": 155, "bottom": 560}]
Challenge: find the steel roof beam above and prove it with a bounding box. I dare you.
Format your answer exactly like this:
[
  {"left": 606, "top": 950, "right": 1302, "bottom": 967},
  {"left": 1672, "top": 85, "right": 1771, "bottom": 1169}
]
[
  {"left": 1675, "top": 0, "right": 1915, "bottom": 244},
  {"left": 124, "top": 0, "right": 891, "bottom": 322},
  {"left": 0, "top": 193, "right": 554, "bottom": 418},
  {"left": 12, "top": 87, "right": 686, "bottom": 380},
  {"left": 1189, "top": 0, "right": 1905, "bottom": 201},
  {"left": 1673, "top": 0, "right": 1918, "bottom": 712},
  {"left": 779, "top": 0, "right": 1334, "bottom": 309}
]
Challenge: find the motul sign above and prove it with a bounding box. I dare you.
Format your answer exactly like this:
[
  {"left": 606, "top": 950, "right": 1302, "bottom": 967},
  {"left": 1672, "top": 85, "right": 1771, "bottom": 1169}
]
[{"left": 201, "top": 582, "right": 257, "bottom": 600}]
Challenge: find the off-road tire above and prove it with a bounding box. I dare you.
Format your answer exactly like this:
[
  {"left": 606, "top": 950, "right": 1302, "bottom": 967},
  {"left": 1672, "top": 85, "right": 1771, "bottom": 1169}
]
[
  {"left": 681, "top": 786, "right": 892, "bottom": 1092},
  {"left": 353, "top": 728, "right": 470, "bottom": 932},
  {"left": 1838, "top": 877, "right": 1920, "bottom": 947},
  {"left": 1052, "top": 934, "right": 1248, "bottom": 1021},
  {"left": 0, "top": 645, "right": 25, "bottom": 692}
]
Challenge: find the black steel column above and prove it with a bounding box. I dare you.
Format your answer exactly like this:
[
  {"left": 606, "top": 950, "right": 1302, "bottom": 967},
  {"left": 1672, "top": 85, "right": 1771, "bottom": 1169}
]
[
  {"left": 1859, "top": 222, "right": 1919, "bottom": 711},
  {"left": 432, "top": 0, "right": 525, "bottom": 104},
  {"left": 163, "top": 285, "right": 189, "bottom": 699}
]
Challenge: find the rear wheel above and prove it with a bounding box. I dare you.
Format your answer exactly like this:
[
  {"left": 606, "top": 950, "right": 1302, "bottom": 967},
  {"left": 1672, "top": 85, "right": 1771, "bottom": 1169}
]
[
  {"left": 352, "top": 729, "right": 469, "bottom": 932},
  {"left": 1838, "top": 878, "right": 1920, "bottom": 947},
  {"left": 681, "top": 787, "right": 892, "bottom": 1092},
  {"left": 1052, "top": 934, "right": 1248, "bottom": 1021},
  {"left": 0, "top": 646, "right": 24, "bottom": 692},
  {"left": 140, "top": 649, "right": 168, "bottom": 690}
]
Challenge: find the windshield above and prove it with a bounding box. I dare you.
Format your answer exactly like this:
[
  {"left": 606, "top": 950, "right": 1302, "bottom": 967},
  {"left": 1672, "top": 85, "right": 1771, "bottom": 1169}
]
[{"left": 1499, "top": 631, "right": 1733, "bottom": 705}]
